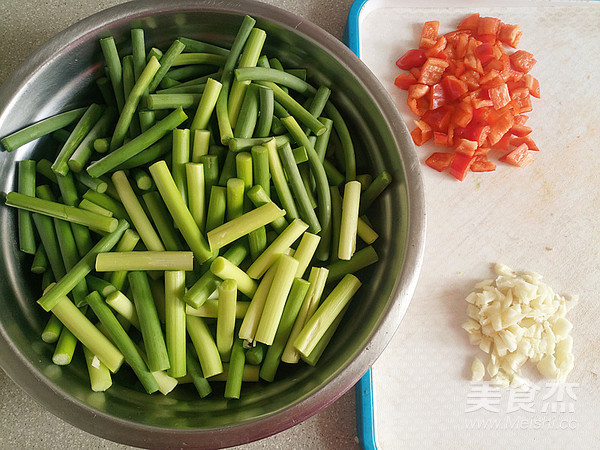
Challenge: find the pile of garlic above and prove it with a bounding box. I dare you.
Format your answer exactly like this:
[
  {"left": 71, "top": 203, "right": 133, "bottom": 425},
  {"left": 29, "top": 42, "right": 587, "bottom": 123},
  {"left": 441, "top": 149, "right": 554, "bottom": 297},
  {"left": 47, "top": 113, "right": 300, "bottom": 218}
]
[{"left": 462, "top": 263, "right": 577, "bottom": 388}]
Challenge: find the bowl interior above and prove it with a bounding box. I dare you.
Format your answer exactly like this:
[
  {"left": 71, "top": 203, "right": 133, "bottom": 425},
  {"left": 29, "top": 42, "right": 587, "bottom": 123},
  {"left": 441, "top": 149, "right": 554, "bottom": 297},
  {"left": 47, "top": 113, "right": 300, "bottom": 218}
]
[{"left": 0, "top": 1, "right": 421, "bottom": 447}]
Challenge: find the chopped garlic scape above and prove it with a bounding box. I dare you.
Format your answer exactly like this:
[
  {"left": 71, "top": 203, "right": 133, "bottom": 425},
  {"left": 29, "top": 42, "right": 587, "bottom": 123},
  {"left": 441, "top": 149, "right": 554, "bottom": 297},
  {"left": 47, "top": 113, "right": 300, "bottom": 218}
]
[{"left": 463, "top": 263, "right": 577, "bottom": 386}]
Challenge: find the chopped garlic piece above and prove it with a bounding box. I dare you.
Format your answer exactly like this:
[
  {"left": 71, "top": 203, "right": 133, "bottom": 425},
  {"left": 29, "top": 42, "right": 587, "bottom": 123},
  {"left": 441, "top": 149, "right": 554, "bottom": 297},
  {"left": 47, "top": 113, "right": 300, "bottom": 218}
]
[
  {"left": 471, "top": 358, "right": 485, "bottom": 382},
  {"left": 463, "top": 264, "right": 576, "bottom": 386}
]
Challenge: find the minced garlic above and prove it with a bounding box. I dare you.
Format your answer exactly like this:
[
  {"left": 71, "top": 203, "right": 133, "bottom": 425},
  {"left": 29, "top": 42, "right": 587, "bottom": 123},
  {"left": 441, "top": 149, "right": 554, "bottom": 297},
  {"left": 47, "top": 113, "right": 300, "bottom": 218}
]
[{"left": 463, "top": 263, "right": 577, "bottom": 387}]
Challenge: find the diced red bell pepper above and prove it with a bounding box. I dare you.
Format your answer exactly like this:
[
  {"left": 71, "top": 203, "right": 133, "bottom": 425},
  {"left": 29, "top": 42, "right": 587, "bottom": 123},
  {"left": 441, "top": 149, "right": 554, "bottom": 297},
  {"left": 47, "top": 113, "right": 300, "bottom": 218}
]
[
  {"left": 454, "top": 61, "right": 466, "bottom": 77},
  {"left": 509, "top": 124, "right": 532, "bottom": 137},
  {"left": 471, "top": 106, "right": 491, "bottom": 124},
  {"left": 488, "top": 111, "right": 514, "bottom": 145},
  {"left": 455, "top": 33, "right": 469, "bottom": 59},
  {"left": 500, "top": 143, "right": 533, "bottom": 167},
  {"left": 488, "top": 83, "right": 511, "bottom": 110},
  {"left": 410, "top": 120, "right": 433, "bottom": 146},
  {"left": 496, "top": 99, "right": 521, "bottom": 116},
  {"left": 394, "top": 73, "right": 418, "bottom": 90},
  {"left": 441, "top": 75, "right": 468, "bottom": 101},
  {"left": 479, "top": 70, "right": 504, "bottom": 89},
  {"left": 463, "top": 49, "right": 484, "bottom": 75},
  {"left": 434, "top": 131, "right": 451, "bottom": 147},
  {"left": 454, "top": 138, "right": 478, "bottom": 157},
  {"left": 524, "top": 74, "right": 540, "bottom": 98},
  {"left": 513, "top": 114, "right": 529, "bottom": 125},
  {"left": 477, "top": 34, "right": 496, "bottom": 45},
  {"left": 408, "top": 83, "right": 429, "bottom": 99},
  {"left": 425, "top": 36, "right": 448, "bottom": 57},
  {"left": 407, "top": 83, "right": 430, "bottom": 116},
  {"left": 421, "top": 105, "right": 453, "bottom": 131},
  {"left": 475, "top": 42, "right": 495, "bottom": 66},
  {"left": 447, "top": 122, "right": 456, "bottom": 144},
  {"left": 420, "top": 21, "right": 440, "bottom": 49},
  {"left": 418, "top": 58, "right": 449, "bottom": 85},
  {"left": 457, "top": 13, "right": 480, "bottom": 33},
  {"left": 510, "top": 50, "right": 536, "bottom": 73},
  {"left": 499, "top": 53, "right": 511, "bottom": 74},
  {"left": 491, "top": 132, "right": 511, "bottom": 150},
  {"left": 497, "top": 23, "right": 522, "bottom": 48},
  {"left": 474, "top": 146, "right": 490, "bottom": 156},
  {"left": 470, "top": 155, "right": 496, "bottom": 172},
  {"left": 477, "top": 16, "right": 502, "bottom": 37},
  {"left": 469, "top": 91, "right": 493, "bottom": 109},
  {"left": 407, "top": 97, "right": 429, "bottom": 117},
  {"left": 449, "top": 153, "right": 474, "bottom": 181},
  {"left": 462, "top": 121, "right": 491, "bottom": 146},
  {"left": 460, "top": 70, "right": 481, "bottom": 91},
  {"left": 453, "top": 99, "right": 473, "bottom": 128},
  {"left": 483, "top": 58, "right": 504, "bottom": 73},
  {"left": 425, "top": 152, "right": 454, "bottom": 172},
  {"left": 492, "top": 41, "right": 505, "bottom": 60},
  {"left": 430, "top": 83, "right": 448, "bottom": 110},
  {"left": 396, "top": 49, "right": 427, "bottom": 70},
  {"left": 510, "top": 135, "right": 538, "bottom": 151},
  {"left": 510, "top": 87, "right": 533, "bottom": 113},
  {"left": 394, "top": 14, "right": 538, "bottom": 179}
]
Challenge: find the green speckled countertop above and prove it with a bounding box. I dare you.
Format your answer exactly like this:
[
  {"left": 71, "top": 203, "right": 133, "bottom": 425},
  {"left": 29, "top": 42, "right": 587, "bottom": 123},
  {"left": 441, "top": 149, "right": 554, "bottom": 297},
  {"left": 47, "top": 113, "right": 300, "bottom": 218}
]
[{"left": 0, "top": 0, "right": 360, "bottom": 448}]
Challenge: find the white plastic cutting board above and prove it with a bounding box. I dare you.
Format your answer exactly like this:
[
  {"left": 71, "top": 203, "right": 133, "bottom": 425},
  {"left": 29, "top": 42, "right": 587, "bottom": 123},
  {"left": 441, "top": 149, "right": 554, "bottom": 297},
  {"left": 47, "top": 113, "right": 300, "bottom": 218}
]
[{"left": 354, "top": 1, "right": 600, "bottom": 448}]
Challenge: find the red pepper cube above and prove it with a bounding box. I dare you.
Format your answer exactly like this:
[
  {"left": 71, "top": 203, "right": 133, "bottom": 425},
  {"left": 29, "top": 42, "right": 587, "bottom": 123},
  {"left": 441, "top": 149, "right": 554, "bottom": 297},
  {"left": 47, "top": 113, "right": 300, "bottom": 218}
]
[
  {"left": 510, "top": 135, "right": 539, "bottom": 151},
  {"left": 422, "top": 106, "right": 453, "bottom": 132},
  {"left": 434, "top": 131, "right": 451, "bottom": 147},
  {"left": 411, "top": 120, "right": 433, "bottom": 146},
  {"left": 488, "top": 83, "right": 511, "bottom": 110},
  {"left": 425, "top": 36, "right": 448, "bottom": 57},
  {"left": 426, "top": 152, "right": 454, "bottom": 172},
  {"left": 497, "top": 23, "right": 522, "bottom": 48},
  {"left": 524, "top": 74, "right": 540, "bottom": 98},
  {"left": 492, "top": 132, "right": 512, "bottom": 150},
  {"left": 457, "top": 13, "right": 480, "bottom": 33},
  {"left": 492, "top": 41, "right": 506, "bottom": 60},
  {"left": 471, "top": 156, "right": 496, "bottom": 172},
  {"left": 430, "top": 83, "right": 448, "bottom": 110},
  {"left": 488, "top": 111, "right": 515, "bottom": 146},
  {"left": 394, "top": 73, "right": 418, "bottom": 90},
  {"left": 510, "top": 50, "right": 537, "bottom": 73},
  {"left": 463, "top": 50, "right": 484, "bottom": 75},
  {"left": 459, "top": 69, "right": 481, "bottom": 91},
  {"left": 396, "top": 48, "right": 427, "bottom": 70},
  {"left": 510, "top": 87, "right": 533, "bottom": 113},
  {"left": 421, "top": 20, "right": 440, "bottom": 40},
  {"left": 484, "top": 58, "right": 504, "bottom": 73},
  {"left": 449, "top": 153, "right": 474, "bottom": 181},
  {"left": 454, "top": 138, "right": 479, "bottom": 157},
  {"left": 455, "top": 33, "right": 469, "bottom": 59},
  {"left": 477, "top": 17, "right": 501, "bottom": 37},
  {"left": 475, "top": 42, "right": 495, "bottom": 66},
  {"left": 479, "top": 69, "right": 501, "bottom": 87},
  {"left": 513, "top": 114, "right": 529, "bottom": 125},
  {"left": 441, "top": 75, "right": 468, "bottom": 101},
  {"left": 420, "top": 21, "right": 440, "bottom": 49},
  {"left": 418, "top": 58, "right": 450, "bottom": 85},
  {"left": 453, "top": 99, "right": 474, "bottom": 128},
  {"left": 509, "top": 124, "right": 532, "bottom": 137},
  {"left": 462, "top": 121, "right": 491, "bottom": 146},
  {"left": 500, "top": 143, "right": 533, "bottom": 167},
  {"left": 406, "top": 84, "right": 429, "bottom": 117}
]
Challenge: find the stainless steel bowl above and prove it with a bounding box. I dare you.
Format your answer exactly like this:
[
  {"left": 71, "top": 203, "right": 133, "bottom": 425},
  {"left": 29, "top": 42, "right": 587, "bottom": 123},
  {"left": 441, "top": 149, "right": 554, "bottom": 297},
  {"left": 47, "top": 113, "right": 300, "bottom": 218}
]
[{"left": 0, "top": 0, "right": 425, "bottom": 447}]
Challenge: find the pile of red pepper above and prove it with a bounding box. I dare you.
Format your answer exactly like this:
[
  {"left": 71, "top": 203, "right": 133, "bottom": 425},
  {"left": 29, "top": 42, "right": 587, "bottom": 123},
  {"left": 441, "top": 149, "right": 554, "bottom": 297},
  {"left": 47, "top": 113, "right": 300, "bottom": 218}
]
[{"left": 395, "top": 14, "right": 539, "bottom": 181}]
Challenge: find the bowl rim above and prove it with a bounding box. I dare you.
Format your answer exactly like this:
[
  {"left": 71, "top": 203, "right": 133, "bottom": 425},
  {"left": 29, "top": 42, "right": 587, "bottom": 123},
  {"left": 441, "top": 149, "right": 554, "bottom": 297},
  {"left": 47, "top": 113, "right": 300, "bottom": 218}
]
[{"left": 0, "top": 0, "right": 426, "bottom": 447}]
